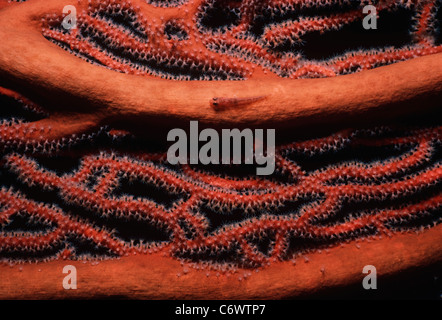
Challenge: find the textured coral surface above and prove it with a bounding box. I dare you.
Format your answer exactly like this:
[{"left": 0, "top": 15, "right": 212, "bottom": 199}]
[
  {"left": 0, "top": 0, "right": 441, "bottom": 299},
  {"left": 41, "top": 0, "right": 442, "bottom": 80},
  {"left": 1, "top": 126, "right": 441, "bottom": 268}
]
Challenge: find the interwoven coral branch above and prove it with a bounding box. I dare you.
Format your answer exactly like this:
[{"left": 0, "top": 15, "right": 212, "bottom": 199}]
[
  {"left": 0, "top": 0, "right": 441, "bottom": 150},
  {"left": 40, "top": 0, "right": 442, "bottom": 79},
  {"left": 2, "top": 126, "right": 440, "bottom": 268},
  {"left": 0, "top": 0, "right": 441, "bottom": 299}
]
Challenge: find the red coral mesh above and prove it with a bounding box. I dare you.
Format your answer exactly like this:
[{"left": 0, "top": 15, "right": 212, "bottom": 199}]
[
  {"left": 0, "top": 0, "right": 441, "bottom": 272},
  {"left": 1, "top": 122, "right": 441, "bottom": 268},
  {"left": 40, "top": 0, "right": 442, "bottom": 79}
]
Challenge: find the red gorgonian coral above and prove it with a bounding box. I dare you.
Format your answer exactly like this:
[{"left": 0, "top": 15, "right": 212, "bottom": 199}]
[
  {"left": 1, "top": 126, "right": 441, "bottom": 267},
  {"left": 0, "top": 0, "right": 441, "bottom": 299},
  {"left": 40, "top": 0, "right": 442, "bottom": 80}
]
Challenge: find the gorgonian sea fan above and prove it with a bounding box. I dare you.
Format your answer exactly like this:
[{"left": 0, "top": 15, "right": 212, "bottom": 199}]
[{"left": 0, "top": 0, "right": 441, "bottom": 299}]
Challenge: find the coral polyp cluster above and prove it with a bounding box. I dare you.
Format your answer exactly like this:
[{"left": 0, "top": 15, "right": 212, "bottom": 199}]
[
  {"left": 1, "top": 123, "right": 441, "bottom": 270},
  {"left": 39, "top": 0, "right": 442, "bottom": 79},
  {"left": 1, "top": 0, "right": 441, "bottom": 157},
  {"left": 0, "top": 0, "right": 441, "bottom": 298}
]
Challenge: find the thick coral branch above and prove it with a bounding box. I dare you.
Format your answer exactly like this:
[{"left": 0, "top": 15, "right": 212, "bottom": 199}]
[{"left": 0, "top": 0, "right": 441, "bottom": 144}]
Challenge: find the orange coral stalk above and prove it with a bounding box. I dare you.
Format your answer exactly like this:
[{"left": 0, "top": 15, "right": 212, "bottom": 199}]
[
  {"left": 0, "top": 0, "right": 441, "bottom": 299},
  {"left": 0, "top": 0, "right": 441, "bottom": 142},
  {"left": 1, "top": 224, "right": 441, "bottom": 299}
]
